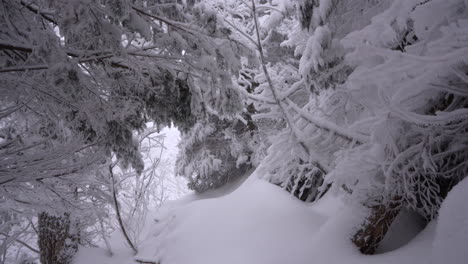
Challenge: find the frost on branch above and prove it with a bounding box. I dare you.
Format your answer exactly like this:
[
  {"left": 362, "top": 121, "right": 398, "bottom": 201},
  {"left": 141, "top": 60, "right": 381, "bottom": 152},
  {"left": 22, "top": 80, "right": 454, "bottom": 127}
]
[{"left": 176, "top": 114, "right": 257, "bottom": 193}]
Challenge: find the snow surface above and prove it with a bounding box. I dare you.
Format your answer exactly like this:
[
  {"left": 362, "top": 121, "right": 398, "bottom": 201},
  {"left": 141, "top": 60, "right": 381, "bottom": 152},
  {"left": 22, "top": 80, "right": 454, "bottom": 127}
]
[
  {"left": 142, "top": 178, "right": 326, "bottom": 264},
  {"left": 75, "top": 175, "right": 468, "bottom": 264},
  {"left": 431, "top": 177, "right": 468, "bottom": 264},
  {"left": 376, "top": 209, "right": 426, "bottom": 253},
  {"left": 74, "top": 232, "right": 136, "bottom": 264}
]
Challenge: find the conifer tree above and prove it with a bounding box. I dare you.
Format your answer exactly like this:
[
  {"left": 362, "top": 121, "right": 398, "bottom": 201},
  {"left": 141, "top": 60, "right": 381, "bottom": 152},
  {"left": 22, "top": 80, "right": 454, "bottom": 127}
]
[{"left": 1, "top": 0, "right": 249, "bottom": 259}]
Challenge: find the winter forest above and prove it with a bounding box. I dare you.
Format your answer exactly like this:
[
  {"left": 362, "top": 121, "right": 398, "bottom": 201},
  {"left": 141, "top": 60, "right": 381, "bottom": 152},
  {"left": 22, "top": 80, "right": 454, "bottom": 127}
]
[{"left": 1, "top": 0, "right": 468, "bottom": 263}]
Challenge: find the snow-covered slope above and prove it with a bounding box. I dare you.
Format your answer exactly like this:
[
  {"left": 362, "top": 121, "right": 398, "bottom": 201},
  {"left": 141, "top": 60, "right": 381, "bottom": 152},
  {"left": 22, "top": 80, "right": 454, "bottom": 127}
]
[
  {"left": 75, "top": 176, "right": 468, "bottom": 264},
  {"left": 431, "top": 177, "right": 468, "bottom": 264},
  {"left": 138, "top": 178, "right": 326, "bottom": 264}
]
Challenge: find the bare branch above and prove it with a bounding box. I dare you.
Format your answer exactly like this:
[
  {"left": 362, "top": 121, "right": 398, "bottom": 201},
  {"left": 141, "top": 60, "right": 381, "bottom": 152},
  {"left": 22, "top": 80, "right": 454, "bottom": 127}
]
[
  {"left": 109, "top": 165, "right": 138, "bottom": 254},
  {"left": 222, "top": 18, "right": 259, "bottom": 49},
  {"left": 20, "top": 0, "right": 56, "bottom": 24},
  {"left": 0, "top": 42, "right": 33, "bottom": 53},
  {"left": 135, "top": 259, "right": 159, "bottom": 264},
  {"left": 132, "top": 6, "right": 197, "bottom": 35},
  {"left": 0, "top": 226, "right": 39, "bottom": 254}
]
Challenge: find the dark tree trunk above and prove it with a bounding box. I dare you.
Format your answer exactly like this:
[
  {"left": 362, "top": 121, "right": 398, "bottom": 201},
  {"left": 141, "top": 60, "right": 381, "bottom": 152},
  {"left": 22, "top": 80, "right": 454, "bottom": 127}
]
[
  {"left": 286, "top": 168, "right": 324, "bottom": 202},
  {"left": 352, "top": 169, "right": 460, "bottom": 254},
  {"left": 352, "top": 201, "right": 401, "bottom": 254},
  {"left": 38, "top": 212, "right": 79, "bottom": 264},
  {"left": 284, "top": 158, "right": 327, "bottom": 202}
]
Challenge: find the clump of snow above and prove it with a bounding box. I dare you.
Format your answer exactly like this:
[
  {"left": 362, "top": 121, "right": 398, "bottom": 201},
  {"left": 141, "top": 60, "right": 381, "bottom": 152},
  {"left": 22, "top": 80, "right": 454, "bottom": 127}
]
[{"left": 299, "top": 25, "right": 331, "bottom": 75}]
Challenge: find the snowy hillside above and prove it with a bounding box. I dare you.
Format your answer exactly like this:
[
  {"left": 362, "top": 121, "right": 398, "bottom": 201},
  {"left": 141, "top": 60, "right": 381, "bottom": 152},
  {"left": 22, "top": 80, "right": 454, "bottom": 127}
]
[{"left": 75, "top": 174, "right": 468, "bottom": 264}]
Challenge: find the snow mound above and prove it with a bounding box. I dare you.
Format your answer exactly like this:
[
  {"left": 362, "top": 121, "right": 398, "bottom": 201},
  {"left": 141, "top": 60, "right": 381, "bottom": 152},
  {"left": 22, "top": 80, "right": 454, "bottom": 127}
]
[
  {"left": 136, "top": 175, "right": 450, "bottom": 264},
  {"left": 84, "top": 176, "right": 468, "bottom": 264},
  {"left": 431, "top": 177, "right": 468, "bottom": 264},
  {"left": 139, "top": 178, "right": 326, "bottom": 264},
  {"left": 74, "top": 247, "right": 135, "bottom": 264},
  {"left": 74, "top": 232, "right": 136, "bottom": 264}
]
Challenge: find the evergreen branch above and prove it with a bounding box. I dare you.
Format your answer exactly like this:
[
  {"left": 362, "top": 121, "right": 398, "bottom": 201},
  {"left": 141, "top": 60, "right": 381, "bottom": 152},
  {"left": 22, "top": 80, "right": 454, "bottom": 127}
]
[
  {"left": 222, "top": 18, "right": 259, "bottom": 49},
  {"left": 0, "top": 41, "right": 185, "bottom": 73},
  {"left": 286, "top": 98, "right": 368, "bottom": 144},
  {"left": 248, "top": 1, "right": 368, "bottom": 145},
  {"left": 250, "top": 0, "right": 316, "bottom": 161},
  {"left": 0, "top": 54, "right": 125, "bottom": 73}
]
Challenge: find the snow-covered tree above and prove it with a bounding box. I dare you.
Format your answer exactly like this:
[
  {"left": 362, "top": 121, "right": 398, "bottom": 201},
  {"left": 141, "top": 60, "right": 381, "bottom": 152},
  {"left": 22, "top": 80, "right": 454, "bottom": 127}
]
[
  {"left": 247, "top": 0, "right": 468, "bottom": 254},
  {"left": 1, "top": 0, "right": 246, "bottom": 183},
  {"left": 206, "top": 0, "right": 468, "bottom": 254},
  {"left": 1, "top": 0, "right": 249, "bottom": 260},
  {"left": 176, "top": 112, "right": 258, "bottom": 192},
  {"left": 3, "top": 0, "right": 468, "bottom": 261},
  {"left": 172, "top": 0, "right": 264, "bottom": 193},
  {"left": 334, "top": 0, "right": 468, "bottom": 253}
]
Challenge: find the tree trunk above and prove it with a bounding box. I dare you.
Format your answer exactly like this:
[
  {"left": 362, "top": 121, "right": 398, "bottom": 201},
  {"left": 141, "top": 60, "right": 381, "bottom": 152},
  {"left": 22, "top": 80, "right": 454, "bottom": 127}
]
[
  {"left": 286, "top": 169, "right": 324, "bottom": 202},
  {"left": 352, "top": 201, "right": 401, "bottom": 254},
  {"left": 38, "top": 212, "right": 79, "bottom": 264},
  {"left": 284, "top": 159, "right": 327, "bottom": 202}
]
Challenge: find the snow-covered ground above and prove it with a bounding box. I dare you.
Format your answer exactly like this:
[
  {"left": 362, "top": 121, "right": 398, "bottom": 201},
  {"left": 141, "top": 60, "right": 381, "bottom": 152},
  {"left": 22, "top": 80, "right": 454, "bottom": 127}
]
[{"left": 75, "top": 173, "right": 468, "bottom": 264}]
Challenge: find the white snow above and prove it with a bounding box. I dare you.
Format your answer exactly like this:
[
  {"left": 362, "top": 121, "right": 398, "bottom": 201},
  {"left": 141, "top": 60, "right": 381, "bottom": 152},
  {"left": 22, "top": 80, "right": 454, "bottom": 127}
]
[
  {"left": 431, "top": 177, "right": 468, "bottom": 264},
  {"left": 137, "top": 176, "right": 326, "bottom": 264},
  {"left": 74, "top": 232, "right": 136, "bottom": 264},
  {"left": 376, "top": 210, "right": 426, "bottom": 253},
  {"left": 75, "top": 174, "right": 468, "bottom": 264}
]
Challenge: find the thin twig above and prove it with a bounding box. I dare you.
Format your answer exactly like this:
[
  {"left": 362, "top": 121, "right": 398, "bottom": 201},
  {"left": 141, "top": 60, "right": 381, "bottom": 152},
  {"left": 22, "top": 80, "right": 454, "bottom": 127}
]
[
  {"left": 222, "top": 18, "right": 259, "bottom": 48},
  {"left": 0, "top": 228, "right": 39, "bottom": 254},
  {"left": 135, "top": 259, "right": 159, "bottom": 264},
  {"left": 109, "top": 165, "right": 138, "bottom": 254},
  {"left": 132, "top": 6, "right": 196, "bottom": 35},
  {"left": 20, "top": 0, "right": 56, "bottom": 24}
]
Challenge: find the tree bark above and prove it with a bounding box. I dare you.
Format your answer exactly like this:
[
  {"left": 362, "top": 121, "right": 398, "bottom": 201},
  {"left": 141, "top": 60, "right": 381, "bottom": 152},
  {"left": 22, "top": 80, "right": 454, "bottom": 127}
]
[
  {"left": 285, "top": 160, "right": 325, "bottom": 202},
  {"left": 38, "top": 212, "right": 79, "bottom": 264},
  {"left": 352, "top": 201, "right": 401, "bottom": 254}
]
